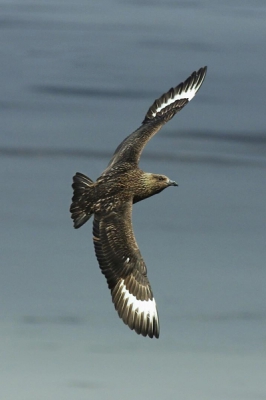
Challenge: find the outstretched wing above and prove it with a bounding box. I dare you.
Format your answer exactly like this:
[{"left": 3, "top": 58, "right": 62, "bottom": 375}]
[
  {"left": 105, "top": 66, "right": 207, "bottom": 172},
  {"left": 93, "top": 202, "right": 159, "bottom": 338}
]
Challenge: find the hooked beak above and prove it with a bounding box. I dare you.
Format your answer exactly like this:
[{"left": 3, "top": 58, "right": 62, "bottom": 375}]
[{"left": 168, "top": 179, "right": 178, "bottom": 187}]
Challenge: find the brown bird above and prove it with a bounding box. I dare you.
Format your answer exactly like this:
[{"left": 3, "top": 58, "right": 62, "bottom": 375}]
[{"left": 70, "top": 66, "right": 207, "bottom": 338}]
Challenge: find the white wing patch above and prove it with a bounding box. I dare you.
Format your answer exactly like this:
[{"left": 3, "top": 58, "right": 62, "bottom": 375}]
[
  {"left": 147, "top": 66, "right": 207, "bottom": 120},
  {"left": 119, "top": 279, "right": 158, "bottom": 322},
  {"left": 152, "top": 84, "right": 197, "bottom": 117}
]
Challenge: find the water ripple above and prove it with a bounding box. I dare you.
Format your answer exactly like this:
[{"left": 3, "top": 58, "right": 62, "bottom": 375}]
[{"left": 1, "top": 146, "right": 265, "bottom": 167}]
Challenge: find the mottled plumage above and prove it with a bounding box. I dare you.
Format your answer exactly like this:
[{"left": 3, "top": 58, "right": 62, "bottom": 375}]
[{"left": 70, "top": 66, "right": 207, "bottom": 338}]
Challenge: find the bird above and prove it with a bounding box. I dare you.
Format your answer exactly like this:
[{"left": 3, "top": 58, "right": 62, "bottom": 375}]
[{"left": 70, "top": 66, "right": 207, "bottom": 338}]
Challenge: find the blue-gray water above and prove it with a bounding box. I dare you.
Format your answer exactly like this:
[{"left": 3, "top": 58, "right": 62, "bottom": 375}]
[{"left": 1, "top": 1, "right": 266, "bottom": 399}]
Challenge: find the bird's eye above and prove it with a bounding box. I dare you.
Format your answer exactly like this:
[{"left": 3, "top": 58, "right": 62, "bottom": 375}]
[{"left": 158, "top": 176, "right": 165, "bottom": 181}]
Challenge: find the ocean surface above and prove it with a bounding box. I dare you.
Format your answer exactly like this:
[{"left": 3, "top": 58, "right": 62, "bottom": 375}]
[{"left": 1, "top": 1, "right": 266, "bottom": 399}]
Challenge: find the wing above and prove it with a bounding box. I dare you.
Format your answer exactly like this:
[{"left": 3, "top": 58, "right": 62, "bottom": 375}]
[
  {"left": 104, "top": 66, "right": 207, "bottom": 172},
  {"left": 93, "top": 202, "right": 159, "bottom": 338}
]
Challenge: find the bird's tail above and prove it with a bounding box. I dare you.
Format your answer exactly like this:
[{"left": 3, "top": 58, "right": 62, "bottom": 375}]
[{"left": 70, "top": 172, "right": 95, "bottom": 229}]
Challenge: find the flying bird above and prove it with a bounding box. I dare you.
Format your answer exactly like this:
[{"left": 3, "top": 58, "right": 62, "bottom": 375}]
[{"left": 70, "top": 66, "right": 207, "bottom": 338}]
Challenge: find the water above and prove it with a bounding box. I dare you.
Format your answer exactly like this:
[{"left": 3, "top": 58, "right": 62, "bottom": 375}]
[{"left": 1, "top": 1, "right": 266, "bottom": 399}]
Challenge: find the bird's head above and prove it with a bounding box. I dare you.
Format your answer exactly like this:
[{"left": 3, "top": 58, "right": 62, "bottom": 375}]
[{"left": 143, "top": 173, "right": 178, "bottom": 196}]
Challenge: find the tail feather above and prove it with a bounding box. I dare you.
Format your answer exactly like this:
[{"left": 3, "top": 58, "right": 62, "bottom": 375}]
[{"left": 70, "top": 172, "right": 95, "bottom": 229}]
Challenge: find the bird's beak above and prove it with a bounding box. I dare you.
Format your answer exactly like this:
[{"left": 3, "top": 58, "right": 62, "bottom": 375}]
[{"left": 168, "top": 179, "right": 178, "bottom": 187}]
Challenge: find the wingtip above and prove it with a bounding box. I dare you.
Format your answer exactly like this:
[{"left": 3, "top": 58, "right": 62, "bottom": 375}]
[
  {"left": 112, "top": 279, "right": 160, "bottom": 339},
  {"left": 143, "top": 65, "right": 208, "bottom": 124},
  {"left": 198, "top": 65, "right": 208, "bottom": 79}
]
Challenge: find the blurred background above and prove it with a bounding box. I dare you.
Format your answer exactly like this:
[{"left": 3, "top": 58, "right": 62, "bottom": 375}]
[{"left": 1, "top": 1, "right": 266, "bottom": 399}]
